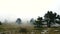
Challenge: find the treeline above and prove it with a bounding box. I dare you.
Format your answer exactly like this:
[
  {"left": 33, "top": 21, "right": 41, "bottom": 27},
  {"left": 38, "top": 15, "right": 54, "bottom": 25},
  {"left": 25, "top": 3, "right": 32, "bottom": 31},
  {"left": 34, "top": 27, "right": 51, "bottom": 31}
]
[
  {"left": 16, "top": 11, "right": 60, "bottom": 28},
  {"left": 0, "top": 11, "right": 60, "bottom": 28},
  {"left": 32, "top": 11, "right": 60, "bottom": 28}
]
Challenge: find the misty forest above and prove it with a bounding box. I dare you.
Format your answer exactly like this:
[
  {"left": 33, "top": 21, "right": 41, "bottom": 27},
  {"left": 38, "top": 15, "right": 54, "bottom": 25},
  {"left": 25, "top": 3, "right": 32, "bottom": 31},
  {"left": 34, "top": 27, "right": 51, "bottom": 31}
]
[{"left": 0, "top": 11, "right": 60, "bottom": 34}]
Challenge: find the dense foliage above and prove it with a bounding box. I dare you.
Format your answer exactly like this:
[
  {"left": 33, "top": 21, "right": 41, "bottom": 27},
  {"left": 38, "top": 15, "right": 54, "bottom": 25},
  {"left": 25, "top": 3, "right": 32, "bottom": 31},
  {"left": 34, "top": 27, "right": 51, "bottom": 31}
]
[{"left": 32, "top": 11, "right": 60, "bottom": 28}]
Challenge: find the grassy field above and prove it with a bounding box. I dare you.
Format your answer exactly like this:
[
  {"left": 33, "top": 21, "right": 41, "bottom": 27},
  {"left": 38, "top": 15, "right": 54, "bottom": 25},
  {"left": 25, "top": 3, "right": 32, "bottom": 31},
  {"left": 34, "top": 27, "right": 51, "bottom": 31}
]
[{"left": 0, "top": 23, "right": 60, "bottom": 34}]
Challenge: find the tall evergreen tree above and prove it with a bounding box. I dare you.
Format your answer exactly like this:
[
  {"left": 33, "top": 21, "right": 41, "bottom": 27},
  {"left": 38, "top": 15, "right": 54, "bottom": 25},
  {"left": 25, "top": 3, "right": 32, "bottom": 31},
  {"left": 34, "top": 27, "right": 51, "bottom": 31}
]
[{"left": 44, "top": 11, "right": 58, "bottom": 27}]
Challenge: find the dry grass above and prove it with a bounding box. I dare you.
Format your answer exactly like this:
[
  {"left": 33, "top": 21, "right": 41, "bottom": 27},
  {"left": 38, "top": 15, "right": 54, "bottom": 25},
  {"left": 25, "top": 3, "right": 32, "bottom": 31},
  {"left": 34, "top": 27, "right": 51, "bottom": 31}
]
[{"left": 0, "top": 23, "right": 60, "bottom": 34}]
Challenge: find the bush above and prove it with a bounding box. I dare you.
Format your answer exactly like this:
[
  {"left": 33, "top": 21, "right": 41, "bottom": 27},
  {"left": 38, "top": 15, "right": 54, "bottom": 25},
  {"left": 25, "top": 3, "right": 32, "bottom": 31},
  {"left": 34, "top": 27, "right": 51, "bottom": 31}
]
[{"left": 19, "top": 28, "right": 27, "bottom": 33}]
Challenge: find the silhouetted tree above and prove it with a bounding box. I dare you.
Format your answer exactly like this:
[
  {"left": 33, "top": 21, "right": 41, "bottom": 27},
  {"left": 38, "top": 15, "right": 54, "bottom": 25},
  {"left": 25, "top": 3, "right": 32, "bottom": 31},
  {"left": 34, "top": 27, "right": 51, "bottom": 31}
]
[
  {"left": 34, "top": 16, "right": 43, "bottom": 28},
  {"left": 44, "top": 11, "right": 58, "bottom": 27},
  {"left": 16, "top": 18, "right": 21, "bottom": 24}
]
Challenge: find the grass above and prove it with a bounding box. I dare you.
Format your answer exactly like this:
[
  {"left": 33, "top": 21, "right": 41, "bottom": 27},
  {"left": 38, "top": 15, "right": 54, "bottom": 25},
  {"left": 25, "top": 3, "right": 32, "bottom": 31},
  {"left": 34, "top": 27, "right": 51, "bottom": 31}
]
[{"left": 0, "top": 23, "right": 60, "bottom": 34}]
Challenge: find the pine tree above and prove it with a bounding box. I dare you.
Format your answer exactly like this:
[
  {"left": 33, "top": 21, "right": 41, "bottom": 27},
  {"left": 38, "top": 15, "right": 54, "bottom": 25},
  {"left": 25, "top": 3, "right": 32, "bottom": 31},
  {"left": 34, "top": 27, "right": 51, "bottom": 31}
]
[{"left": 34, "top": 17, "right": 43, "bottom": 28}]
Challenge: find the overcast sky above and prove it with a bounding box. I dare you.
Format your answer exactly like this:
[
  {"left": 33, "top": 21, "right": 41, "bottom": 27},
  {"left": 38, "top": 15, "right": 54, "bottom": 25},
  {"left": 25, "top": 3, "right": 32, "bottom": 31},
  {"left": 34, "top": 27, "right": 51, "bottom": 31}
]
[{"left": 0, "top": 0, "right": 60, "bottom": 22}]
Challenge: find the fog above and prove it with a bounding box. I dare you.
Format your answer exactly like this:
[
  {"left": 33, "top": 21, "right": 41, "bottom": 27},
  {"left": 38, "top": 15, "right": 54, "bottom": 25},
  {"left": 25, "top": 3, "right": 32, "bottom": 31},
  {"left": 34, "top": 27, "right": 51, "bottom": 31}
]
[{"left": 0, "top": 0, "right": 60, "bottom": 22}]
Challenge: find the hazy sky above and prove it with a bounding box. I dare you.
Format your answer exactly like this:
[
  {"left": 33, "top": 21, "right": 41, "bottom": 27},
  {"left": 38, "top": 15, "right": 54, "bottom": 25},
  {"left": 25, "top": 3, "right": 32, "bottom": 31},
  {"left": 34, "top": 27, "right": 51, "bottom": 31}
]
[{"left": 0, "top": 0, "right": 60, "bottom": 22}]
